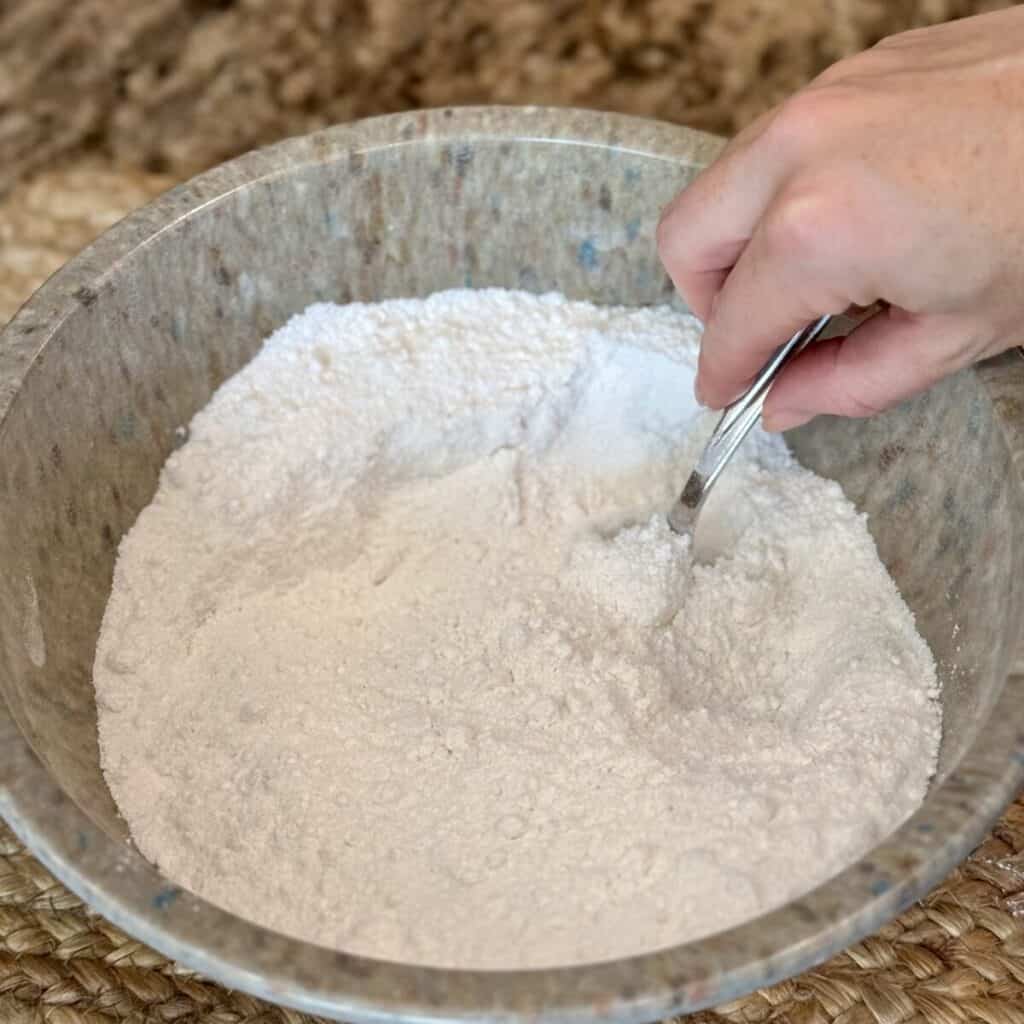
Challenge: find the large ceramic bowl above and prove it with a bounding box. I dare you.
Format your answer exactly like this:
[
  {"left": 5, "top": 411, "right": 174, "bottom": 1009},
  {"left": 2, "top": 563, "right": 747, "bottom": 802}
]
[{"left": 2, "top": 107, "right": 1023, "bottom": 1023}]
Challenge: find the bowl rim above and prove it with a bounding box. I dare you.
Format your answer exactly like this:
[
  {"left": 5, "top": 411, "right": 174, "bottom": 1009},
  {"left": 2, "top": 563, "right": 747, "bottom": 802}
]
[{"left": 2, "top": 105, "right": 1024, "bottom": 1024}]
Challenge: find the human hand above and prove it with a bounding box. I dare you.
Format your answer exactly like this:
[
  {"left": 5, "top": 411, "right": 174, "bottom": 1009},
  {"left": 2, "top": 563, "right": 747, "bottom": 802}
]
[{"left": 657, "top": 6, "right": 1024, "bottom": 431}]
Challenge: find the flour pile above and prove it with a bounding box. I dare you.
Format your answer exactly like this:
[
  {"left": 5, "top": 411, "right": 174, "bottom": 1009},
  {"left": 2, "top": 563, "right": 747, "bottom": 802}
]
[{"left": 95, "top": 290, "right": 941, "bottom": 969}]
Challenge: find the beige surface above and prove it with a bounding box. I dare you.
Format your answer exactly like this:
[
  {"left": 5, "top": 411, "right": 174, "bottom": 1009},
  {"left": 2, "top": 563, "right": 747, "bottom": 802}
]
[
  {"left": 0, "top": 0, "right": 1014, "bottom": 195},
  {"left": 2, "top": 162, "right": 1024, "bottom": 1024}
]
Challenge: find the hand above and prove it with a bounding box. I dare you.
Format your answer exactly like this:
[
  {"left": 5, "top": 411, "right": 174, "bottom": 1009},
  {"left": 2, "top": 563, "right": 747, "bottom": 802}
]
[{"left": 657, "top": 7, "right": 1024, "bottom": 431}]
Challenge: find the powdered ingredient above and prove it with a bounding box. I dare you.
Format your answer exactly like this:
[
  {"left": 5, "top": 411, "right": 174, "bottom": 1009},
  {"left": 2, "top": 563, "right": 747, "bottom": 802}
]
[{"left": 94, "top": 290, "right": 941, "bottom": 969}]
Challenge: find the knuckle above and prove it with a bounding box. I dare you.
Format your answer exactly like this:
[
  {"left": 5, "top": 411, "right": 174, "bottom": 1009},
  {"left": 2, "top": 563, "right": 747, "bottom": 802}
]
[
  {"left": 655, "top": 204, "right": 678, "bottom": 255},
  {"left": 873, "top": 23, "right": 930, "bottom": 51},
  {"left": 763, "top": 184, "right": 833, "bottom": 260},
  {"left": 655, "top": 192, "right": 692, "bottom": 261},
  {"left": 764, "top": 171, "right": 862, "bottom": 264},
  {"left": 764, "top": 89, "right": 835, "bottom": 153},
  {"left": 814, "top": 47, "right": 883, "bottom": 85},
  {"left": 764, "top": 82, "right": 863, "bottom": 155},
  {"left": 812, "top": 61, "right": 848, "bottom": 87},
  {"left": 872, "top": 27, "right": 902, "bottom": 48}
]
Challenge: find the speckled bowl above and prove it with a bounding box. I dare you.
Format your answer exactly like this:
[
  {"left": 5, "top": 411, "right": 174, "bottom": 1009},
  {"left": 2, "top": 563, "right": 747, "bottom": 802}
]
[{"left": 1, "top": 107, "right": 1024, "bottom": 1023}]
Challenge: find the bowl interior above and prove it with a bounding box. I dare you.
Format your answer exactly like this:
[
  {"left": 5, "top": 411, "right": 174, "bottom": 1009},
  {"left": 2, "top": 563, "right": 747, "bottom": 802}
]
[{"left": 0, "top": 122, "right": 1019, "bottom": 854}]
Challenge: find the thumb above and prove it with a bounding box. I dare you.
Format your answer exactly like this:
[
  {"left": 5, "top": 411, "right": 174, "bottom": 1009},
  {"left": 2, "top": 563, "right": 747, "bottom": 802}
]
[{"left": 761, "top": 309, "right": 982, "bottom": 432}]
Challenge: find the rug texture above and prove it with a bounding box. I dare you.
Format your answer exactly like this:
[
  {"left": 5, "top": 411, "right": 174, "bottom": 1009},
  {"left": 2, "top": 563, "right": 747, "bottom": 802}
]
[{"left": 3, "top": 0, "right": 1024, "bottom": 1021}]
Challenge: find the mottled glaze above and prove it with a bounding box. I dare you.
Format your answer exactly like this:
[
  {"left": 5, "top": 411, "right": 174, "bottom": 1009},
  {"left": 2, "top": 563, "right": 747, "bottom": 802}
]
[{"left": 0, "top": 107, "right": 1022, "bottom": 1023}]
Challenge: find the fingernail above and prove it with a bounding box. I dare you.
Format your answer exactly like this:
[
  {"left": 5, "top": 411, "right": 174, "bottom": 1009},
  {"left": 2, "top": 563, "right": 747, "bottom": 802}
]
[{"left": 762, "top": 408, "right": 815, "bottom": 433}]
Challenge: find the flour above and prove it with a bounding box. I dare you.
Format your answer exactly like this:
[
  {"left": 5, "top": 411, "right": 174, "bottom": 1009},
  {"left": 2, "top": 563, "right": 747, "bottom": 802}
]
[{"left": 94, "top": 289, "right": 941, "bottom": 969}]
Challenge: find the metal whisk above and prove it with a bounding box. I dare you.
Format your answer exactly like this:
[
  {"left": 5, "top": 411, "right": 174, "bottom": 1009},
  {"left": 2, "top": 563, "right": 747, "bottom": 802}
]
[{"left": 668, "top": 315, "right": 834, "bottom": 547}]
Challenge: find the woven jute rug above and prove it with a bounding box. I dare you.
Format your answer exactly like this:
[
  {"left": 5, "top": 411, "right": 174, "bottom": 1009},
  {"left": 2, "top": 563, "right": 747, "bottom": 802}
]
[{"left": 3, "top": 160, "right": 1024, "bottom": 1024}]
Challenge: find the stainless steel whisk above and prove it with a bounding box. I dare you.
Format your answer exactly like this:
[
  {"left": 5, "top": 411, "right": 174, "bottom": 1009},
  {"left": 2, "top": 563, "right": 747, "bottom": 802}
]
[{"left": 668, "top": 315, "right": 834, "bottom": 544}]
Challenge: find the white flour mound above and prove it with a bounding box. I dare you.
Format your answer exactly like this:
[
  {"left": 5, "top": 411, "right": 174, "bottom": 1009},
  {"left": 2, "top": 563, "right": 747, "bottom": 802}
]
[{"left": 95, "top": 289, "right": 941, "bottom": 969}]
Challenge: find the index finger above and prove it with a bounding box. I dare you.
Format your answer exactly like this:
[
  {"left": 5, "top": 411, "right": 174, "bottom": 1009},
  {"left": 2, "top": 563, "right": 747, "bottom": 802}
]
[
  {"left": 695, "top": 179, "right": 866, "bottom": 408},
  {"left": 656, "top": 110, "right": 790, "bottom": 322}
]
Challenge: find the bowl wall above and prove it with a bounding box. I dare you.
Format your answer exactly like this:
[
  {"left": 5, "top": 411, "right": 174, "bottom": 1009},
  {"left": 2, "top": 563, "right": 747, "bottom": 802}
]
[{"left": 1, "top": 107, "right": 1023, "bottom": 1023}]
